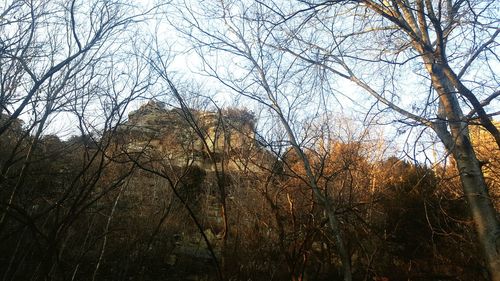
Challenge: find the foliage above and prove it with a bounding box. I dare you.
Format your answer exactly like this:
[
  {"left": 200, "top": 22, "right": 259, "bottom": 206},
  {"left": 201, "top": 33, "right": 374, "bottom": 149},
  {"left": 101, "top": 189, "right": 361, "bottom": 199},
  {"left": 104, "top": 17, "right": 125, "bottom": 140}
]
[{"left": 0, "top": 111, "right": 488, "bottom": 280}]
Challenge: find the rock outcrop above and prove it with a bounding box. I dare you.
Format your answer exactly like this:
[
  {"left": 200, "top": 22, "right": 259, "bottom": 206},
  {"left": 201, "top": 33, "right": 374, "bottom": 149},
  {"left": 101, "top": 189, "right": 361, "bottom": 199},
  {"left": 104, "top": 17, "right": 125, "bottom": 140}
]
[
  {"left": 117, "top": 100, "right": 264, "bottom": 172},
  {"left": 112, "top": 101, "right": 271, "bottom": 281}
]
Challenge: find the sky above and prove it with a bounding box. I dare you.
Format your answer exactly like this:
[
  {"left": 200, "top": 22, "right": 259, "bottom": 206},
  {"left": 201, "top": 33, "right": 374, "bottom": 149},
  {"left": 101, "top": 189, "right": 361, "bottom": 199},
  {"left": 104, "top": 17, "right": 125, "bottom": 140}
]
[{"left": 26, "top": 0, "right": 498, "bottom": 166}]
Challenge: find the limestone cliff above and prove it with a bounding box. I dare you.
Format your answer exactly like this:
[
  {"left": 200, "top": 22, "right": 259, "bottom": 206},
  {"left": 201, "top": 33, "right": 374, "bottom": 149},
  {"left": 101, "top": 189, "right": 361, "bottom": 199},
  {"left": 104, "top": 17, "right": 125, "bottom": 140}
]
[{"left": 117, "top": 100, "right": 264, "bottom": 172}]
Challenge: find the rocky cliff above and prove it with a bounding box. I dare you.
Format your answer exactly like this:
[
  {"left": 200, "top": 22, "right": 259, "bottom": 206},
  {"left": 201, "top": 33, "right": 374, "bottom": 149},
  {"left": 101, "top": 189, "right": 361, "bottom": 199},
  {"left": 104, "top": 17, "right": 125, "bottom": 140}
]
[
  {"left": 110, "top": 101, "right": 271, "bottom": 280},
  {"left": 116, "top": 100, "right": 265, "bottom": 173}
]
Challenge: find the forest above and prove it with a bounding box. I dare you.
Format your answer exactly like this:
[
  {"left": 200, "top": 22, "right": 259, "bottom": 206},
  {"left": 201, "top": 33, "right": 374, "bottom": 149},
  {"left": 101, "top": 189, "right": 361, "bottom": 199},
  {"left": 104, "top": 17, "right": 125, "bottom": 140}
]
[{"left": 0, "top": 1, "right": 499, "bottom": 281}]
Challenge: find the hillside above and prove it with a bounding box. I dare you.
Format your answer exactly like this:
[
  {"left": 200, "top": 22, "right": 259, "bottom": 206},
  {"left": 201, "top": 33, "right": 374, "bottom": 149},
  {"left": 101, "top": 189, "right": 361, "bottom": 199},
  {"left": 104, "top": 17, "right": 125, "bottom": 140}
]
[{"left": 1, "top": 102, "right": 496, "bottom": 280}]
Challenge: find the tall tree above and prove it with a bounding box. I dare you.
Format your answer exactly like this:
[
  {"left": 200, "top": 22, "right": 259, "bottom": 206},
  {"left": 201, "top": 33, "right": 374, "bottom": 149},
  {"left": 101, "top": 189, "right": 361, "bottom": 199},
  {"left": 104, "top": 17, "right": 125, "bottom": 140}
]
[
  {"left": 0, "top": 1, "right": 156, "bottom": 280},
  {"left": 165, "top": 0, "right": 499, "bottom": 279},
  {"left": 168, "top": 2, "right": 360, "bottom": 279},
  {"left": 250, "top": 0, "right": 500, "bottom": 279}
]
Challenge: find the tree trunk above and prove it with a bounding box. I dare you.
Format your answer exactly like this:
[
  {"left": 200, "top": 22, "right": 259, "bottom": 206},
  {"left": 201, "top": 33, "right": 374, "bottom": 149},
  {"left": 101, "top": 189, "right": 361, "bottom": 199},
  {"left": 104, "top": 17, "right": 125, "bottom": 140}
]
[
  {"left": 277, "top": 111, "right": 352, "bottom": 281},
  {"left": 429, "top": 61, "right": 500, "bottom": 280},
  {"left": 452, "top": 138, "right": 500, "bottom": 280},
  {"left": 325, "top": 206, "right": 352, "bottom": 281}
]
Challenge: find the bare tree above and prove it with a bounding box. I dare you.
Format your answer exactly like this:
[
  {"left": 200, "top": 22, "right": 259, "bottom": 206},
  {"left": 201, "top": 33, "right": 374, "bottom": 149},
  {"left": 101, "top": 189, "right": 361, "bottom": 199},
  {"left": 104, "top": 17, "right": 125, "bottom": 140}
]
[
  {"left": 0, "top": 1, "right": 157, "bottom": 280},
  {"left": 165, "top": 2, "right": 363, "bottom": 279},
  {"left": 0, "top": 0, "right": 155, "bottom": 224},
  {"left": 246, "top": 0, "right": 500, "bottom": 279}
]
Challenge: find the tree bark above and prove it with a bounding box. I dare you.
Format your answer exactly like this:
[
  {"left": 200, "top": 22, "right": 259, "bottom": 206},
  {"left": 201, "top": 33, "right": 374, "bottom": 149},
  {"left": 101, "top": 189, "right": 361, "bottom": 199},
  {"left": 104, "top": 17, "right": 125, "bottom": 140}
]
[
  {"left": 429, "top": 61, "right": 500, "bottom": 280},
  {"left": 435, "top": 118, "right": 500, "bottom": 280},
  {"left": 453, "top": 143, "right": 500, "bottom": 280}
]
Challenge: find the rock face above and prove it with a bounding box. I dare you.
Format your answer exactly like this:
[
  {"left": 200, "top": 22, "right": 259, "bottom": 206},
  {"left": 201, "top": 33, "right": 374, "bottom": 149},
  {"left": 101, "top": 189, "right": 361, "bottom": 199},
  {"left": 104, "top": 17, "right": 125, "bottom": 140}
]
[
  {"left": 113, "top": 101, "right": 268, "bottom": 280},
  {"left": 118, "top": 101, "right": 258, "bottom": 172}
]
